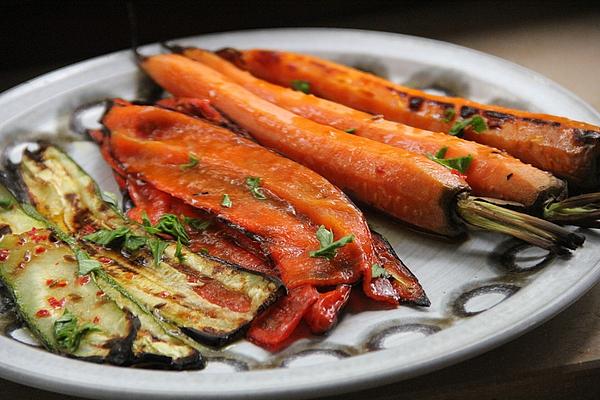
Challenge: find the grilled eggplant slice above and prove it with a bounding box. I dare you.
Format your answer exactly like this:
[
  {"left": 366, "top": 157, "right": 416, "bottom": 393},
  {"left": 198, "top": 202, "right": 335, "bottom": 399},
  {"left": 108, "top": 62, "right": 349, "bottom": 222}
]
[
  {"left": 0, "top": 183, "right": 204, "bottom": 368},
  {"left": 19, "top": 145, "right": 283, "bottom": 346}
]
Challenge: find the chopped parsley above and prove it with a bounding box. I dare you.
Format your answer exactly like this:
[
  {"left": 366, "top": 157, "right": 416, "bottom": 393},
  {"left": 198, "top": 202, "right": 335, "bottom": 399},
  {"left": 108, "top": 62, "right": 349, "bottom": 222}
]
[
  {"left": 147, "top": 237, "right": 168, "bottom": 266},
  {"left": 179, "top": 153, "right": 199, "bottom": 170},
  {"left": 54, "top": 310, "right": 101, "bottom": 352},
  {"left": 246, "top": 176, "right": 267, "bottom": 200},
  {"left": 449, "top": 115, "right": 488, "bottom": 136},
  {"left": 442, "top": 108, "right": 456, "bottom": 123},
  {"left": 221, "top": 194, "right": 232, "bottom": 208},
  {"left": 428, "top": 147, "right": 473, "bottom": 174},
  {"left": 75, "top": 250, "right": 102, "bottom": 276},
  {"left": 83, "top": 226, "right": 146, "bottom": 253},
  {"left": 184, "top": 216, "right": 211, "bottom": 231},
  {"left": 0, "top": 197, "right": 15, "bottom": 209},
  {"left": 101, "top": 191, "right": 119, "bottom": 208},
  {"left": 291, "top": 80, "right": 311, "bottom": 94},
  {"left": 175, "top": 238, "right": 185, "bottom": 263},
  {"left": 309, "top": 225, "right": 354, "bottom": 259},
  {"left": 142, "top": 213, "right": 190, "bottom": 245},
  {"left": 371, "top": 263, "right": 391, "bottom": 279}
]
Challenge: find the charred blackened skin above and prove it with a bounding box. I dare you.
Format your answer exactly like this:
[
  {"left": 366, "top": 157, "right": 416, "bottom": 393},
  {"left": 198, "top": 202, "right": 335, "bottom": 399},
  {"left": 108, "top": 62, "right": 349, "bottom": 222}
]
[
  {"left": 506, "top": 173, "right": 514, "bottom": 181},
  {"left": 216, "top": 47, "right": 246, "bottom": 69},
  {"left": 408, "top": 96, "right": 424, "bottom": 111},
  {"left": 573, "top": 128, "right": 600, "bottom": 145},
  {"left": 460, "top": 106, "right": 478, "bottom": 118},
  {"left": 100, "top": 311, "right": 139, "bottom": 366},
  {"left": 484, "top": 111, "right": 514, "bottom": 121}
]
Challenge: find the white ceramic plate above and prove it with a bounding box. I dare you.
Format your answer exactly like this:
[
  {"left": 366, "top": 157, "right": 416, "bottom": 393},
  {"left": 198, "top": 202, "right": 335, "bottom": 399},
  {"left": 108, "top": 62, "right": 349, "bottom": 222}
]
[{"left": 0, "top": 28, "right": 599, "bottom": 400}]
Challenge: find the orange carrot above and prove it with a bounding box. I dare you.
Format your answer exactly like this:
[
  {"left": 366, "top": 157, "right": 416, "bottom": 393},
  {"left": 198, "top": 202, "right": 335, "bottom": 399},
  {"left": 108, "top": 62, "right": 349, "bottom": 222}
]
[
  {"left": 221, "top": 48, "right": 600, "bottom": 190},
  {"left": 140, "top": 53, "right": 583, "bottom": 252},
  {"left": 179, "top": 47, "right": 565, "bottom": 213}
]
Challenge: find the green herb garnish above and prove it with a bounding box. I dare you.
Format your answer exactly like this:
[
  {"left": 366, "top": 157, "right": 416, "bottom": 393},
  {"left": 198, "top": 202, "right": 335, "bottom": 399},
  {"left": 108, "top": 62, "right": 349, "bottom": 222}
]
[
  {"left": 75, "top": 250, "right": 102, "bottom": 276},
  {"left": 449, "top": 115, "right": 488, "bottom": 136},
  {"left": 184, "top": 216, "right": 211, "bottom": 231},
  {"left": 246, "top": 176, "right": 267, "bottom": 200},
  {"left": 101, "top": 191, "right": 119, "bottom": 208},
  {"left": 123, "top": 235, "right": 147, "bottom": 252},
  {"left": 221, "top": 194, "right": 232, "bottom": 208},
  {"left": 83, "top": 226, "right": 130, "bottom": 246},
  {"left": 179, "top": 153, "right": 199, "bottom": 170},
  {"left": 442, "top": 108, "right": 456, "bottom": 123},
  {"left": 0, "top": 198, "right": 15, "bottom": 209},
  {"left": 175, "top": 238, "right": 185, "bottom": 263},
  {"left": 309, "top": 225, "right": 354, "bottom": 259},
  {"left": 54, "top": 310, "right": 101, "bottom": 352},
  {"left": 371, "top": 263, "right": 391, "bottom": 279},
  {"left": 291, "top": 80, "right": 311, "bottom": 94},
  {"left": 147, "top": 238, "right": 168, "bottom": 266},
  {"left": 143, "top": 213, "right": 190, "bottom": 245},
  {"left": 344, "top": 128, "right": 357, "bottom": 134},
  {"left": 428, "top": 147, "right": 473, "bottom": 174}
]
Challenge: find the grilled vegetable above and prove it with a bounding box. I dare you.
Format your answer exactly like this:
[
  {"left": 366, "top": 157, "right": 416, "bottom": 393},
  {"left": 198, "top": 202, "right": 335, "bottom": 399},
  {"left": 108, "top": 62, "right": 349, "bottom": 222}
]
[
  {"left": 180, "top": 47, "right": 570, "bottom": 215},
  {"left": 139, "top": 54, "right": 583, "bottom": 252},
  {"left": 18, "top": 145, "right": 283, "bottom": 347},
  {"left": 99, "top": 101, "right": 427, "bottom": 307},
  {"left": 0, "top": 227, "right": 136, "bottom": 362},
  {"left": 218, "top": 48, "right": 600, "bottom": 190}
]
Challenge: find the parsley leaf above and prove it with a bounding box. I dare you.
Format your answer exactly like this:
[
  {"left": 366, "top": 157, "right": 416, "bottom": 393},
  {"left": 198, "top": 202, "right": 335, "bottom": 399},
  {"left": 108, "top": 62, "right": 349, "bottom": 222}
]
[
  {"left": 83, "top": 226, "right": 130, "bottom": 246},
  {"left": 54, "top": 309, "right": 101, "bottom": 352},
  {"left": 143, "top": 214, "right": 190, "bottom": 245},
  {"left": 428, "top": 147, "right": 473, "bottom": 174},
  {"left": 0, "top": 197, "right": 15, "bottom": 209},
  {"left": 371, "top": 263, "right": 391, "bottom": 279},
  {"left": 184, "top": 216, "right": 211, "bottom": 231},
  {"left": 179, "top": 153, "right": 199, "bottom": 170},
  {"left": 309, "top": 225, "right": 354, "bottom": 259},
  {"left": 123, "top": 235, "right": 147, "bottom": 252},
  {"left": 101, "top": 191, "right": 119, "bottom": 208},
  {"left": 221, "top": 194, "right": 232, "bottom": 208},
  {"left": 449, "top": 115, "right": 488, "bottom": 136},
  {"left": 246, "top": 176, "right": 267, "bottom": 200},
  {"left": 291, "top": 80, "right": 311, "bottom": 94},
  {"left": 147, "top": 238, "right": 168, "bottom": 266},
  {"left": 344, "top": 128, "right": 357, "bottom": 134},
  {"left": 442, "top": 108, "right": 456, "bottom": 123},
  {"left": 175, "top": 238, "right": 185, "bottom": 263},
  {"left": 75, "top": 250, "right": 102, "bottom": 276}
]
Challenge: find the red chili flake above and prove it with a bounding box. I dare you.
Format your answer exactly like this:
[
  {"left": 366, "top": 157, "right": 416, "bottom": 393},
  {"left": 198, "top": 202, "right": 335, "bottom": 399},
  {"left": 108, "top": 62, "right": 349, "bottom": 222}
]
[
  {"left": 186, "top": 275, "right": 199, "bottom": 284},
  {"left": 96, "top": 290, "right": 105, "bottom": 297},
  {"left": 0, "top": 249, "right": 10, "bottom": 261},
  {"left": 450, "top": 169, "right": 468, "bottom": 180},
  {"left": 36, "top": 309, "right": 50, "bottom": 318},
  {"left": 80, "top": 224, "right": 97, "bottom": 235},
  {"left": 98, "top": 256, "right": 112, "bottom": 264},
  {"left": 125, "top": 272, "right": 134, "bottom": 280},
  {"left": 158, "top": 291, "right": 170, "bottom": 298},
  {"left": 77, "top": 275, "right": 91, "bottom": 286},
  {"left": 45, "top": 279, "right": 67, "bottom": 288},
  {"left": 35, "top": 246, "right": 46, "bottom": 254},
  {"left": 93, "top": 316, "right": 100, "bottom": 324},
  {"left": 48, "top": 296, "right": 66, "bottom": 309}
]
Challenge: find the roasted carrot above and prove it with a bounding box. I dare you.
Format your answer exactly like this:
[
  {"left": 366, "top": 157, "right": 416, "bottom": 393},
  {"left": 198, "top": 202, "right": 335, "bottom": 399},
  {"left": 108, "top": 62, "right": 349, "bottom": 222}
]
[
  {"left": 178, "top": 47, "right": 566, "bottom": 214},
  {"left": 139, "top": 53, "right": 583, "bottom": 252},
  {"left": 219, "top": 48, "right": 600, "bottom": 190},
  {"left": 101, "top": 102, "right": 427, "bottom": 306}
]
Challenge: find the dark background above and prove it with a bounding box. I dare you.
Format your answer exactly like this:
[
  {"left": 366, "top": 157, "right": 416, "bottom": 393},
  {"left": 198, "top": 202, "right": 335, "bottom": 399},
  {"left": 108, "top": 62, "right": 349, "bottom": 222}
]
[{"left": 1, "top": 0, "right": 599, "bottom": 92}]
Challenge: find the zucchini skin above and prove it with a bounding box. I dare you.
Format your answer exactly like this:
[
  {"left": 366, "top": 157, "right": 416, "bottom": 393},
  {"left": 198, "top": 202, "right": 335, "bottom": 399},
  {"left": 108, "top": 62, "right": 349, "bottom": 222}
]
[{"left": 19, "top": 145, "right": 284, "bottom": 347}]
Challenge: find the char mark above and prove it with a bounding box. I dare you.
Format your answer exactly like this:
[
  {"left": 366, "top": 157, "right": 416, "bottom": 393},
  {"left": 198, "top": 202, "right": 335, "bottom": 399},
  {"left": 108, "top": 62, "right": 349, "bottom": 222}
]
[
  {"left": 408, "top": 96, "right": 424, "bottom": 112},
  {"left": 460, "top": 106, "right": 479, "bottom": 118}
]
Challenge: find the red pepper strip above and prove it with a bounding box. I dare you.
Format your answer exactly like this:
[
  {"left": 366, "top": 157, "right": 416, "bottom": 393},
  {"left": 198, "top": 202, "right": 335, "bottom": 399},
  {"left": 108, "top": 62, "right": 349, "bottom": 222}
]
[
  {"left": 247, "top": 285, "right": 319, "bottom": 350},
  {"left": 126, "top": 178, "right": 274, "bottom": 275},
  {"left": 304, "top": 285, "right": 352, "bottom": 334},
  {"left": 370, "top": 231, "right": 430, "bottom": 306}
]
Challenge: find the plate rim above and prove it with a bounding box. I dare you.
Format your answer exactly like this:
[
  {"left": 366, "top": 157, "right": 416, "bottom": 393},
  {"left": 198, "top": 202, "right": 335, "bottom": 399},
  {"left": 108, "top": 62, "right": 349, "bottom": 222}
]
[{"left": 0, "top": 27, "right": 599, "bottom": 400}]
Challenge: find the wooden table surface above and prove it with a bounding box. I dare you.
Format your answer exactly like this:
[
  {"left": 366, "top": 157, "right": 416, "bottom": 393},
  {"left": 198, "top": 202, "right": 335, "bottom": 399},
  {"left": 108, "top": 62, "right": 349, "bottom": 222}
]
[{"left": 1, "top": 10, "right": 599, "bottom": 400}]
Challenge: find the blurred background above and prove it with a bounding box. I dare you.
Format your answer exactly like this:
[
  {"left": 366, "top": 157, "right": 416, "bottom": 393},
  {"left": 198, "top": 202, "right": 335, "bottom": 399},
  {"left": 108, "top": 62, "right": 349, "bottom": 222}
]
[{"left": 1, "top": 0, "right": 599, "bottom": 110}]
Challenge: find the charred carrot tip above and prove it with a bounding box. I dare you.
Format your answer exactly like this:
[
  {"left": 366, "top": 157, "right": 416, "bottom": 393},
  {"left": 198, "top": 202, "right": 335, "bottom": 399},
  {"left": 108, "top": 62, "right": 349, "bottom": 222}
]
[
  {"left": 543, "top": 192, "right": 600, "bottom": 228},
  {"left": 458, "top": 196, "right": 584, "bottom": 254}
]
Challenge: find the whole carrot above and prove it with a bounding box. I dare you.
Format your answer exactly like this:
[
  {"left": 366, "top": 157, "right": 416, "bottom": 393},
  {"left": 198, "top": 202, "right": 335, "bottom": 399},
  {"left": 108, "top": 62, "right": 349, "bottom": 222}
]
[
  {"left": 219, "top": 48, "right": 600, "bottom": 190},
  {"left": 177, "top": 47, "right": 564, "bottom": 214},
  {"left": 140, "top": 53, "right": 583, "bottom": 252}
]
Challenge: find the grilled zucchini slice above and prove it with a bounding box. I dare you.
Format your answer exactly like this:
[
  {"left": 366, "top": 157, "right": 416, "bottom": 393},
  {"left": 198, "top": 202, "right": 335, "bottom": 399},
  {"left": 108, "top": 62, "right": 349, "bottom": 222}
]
[
  {"left": 0, "top": 183, "right": 204, "bottom": 369},
  {"left": 19, "top": 145, "right": 283, "bottom": 346}
]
